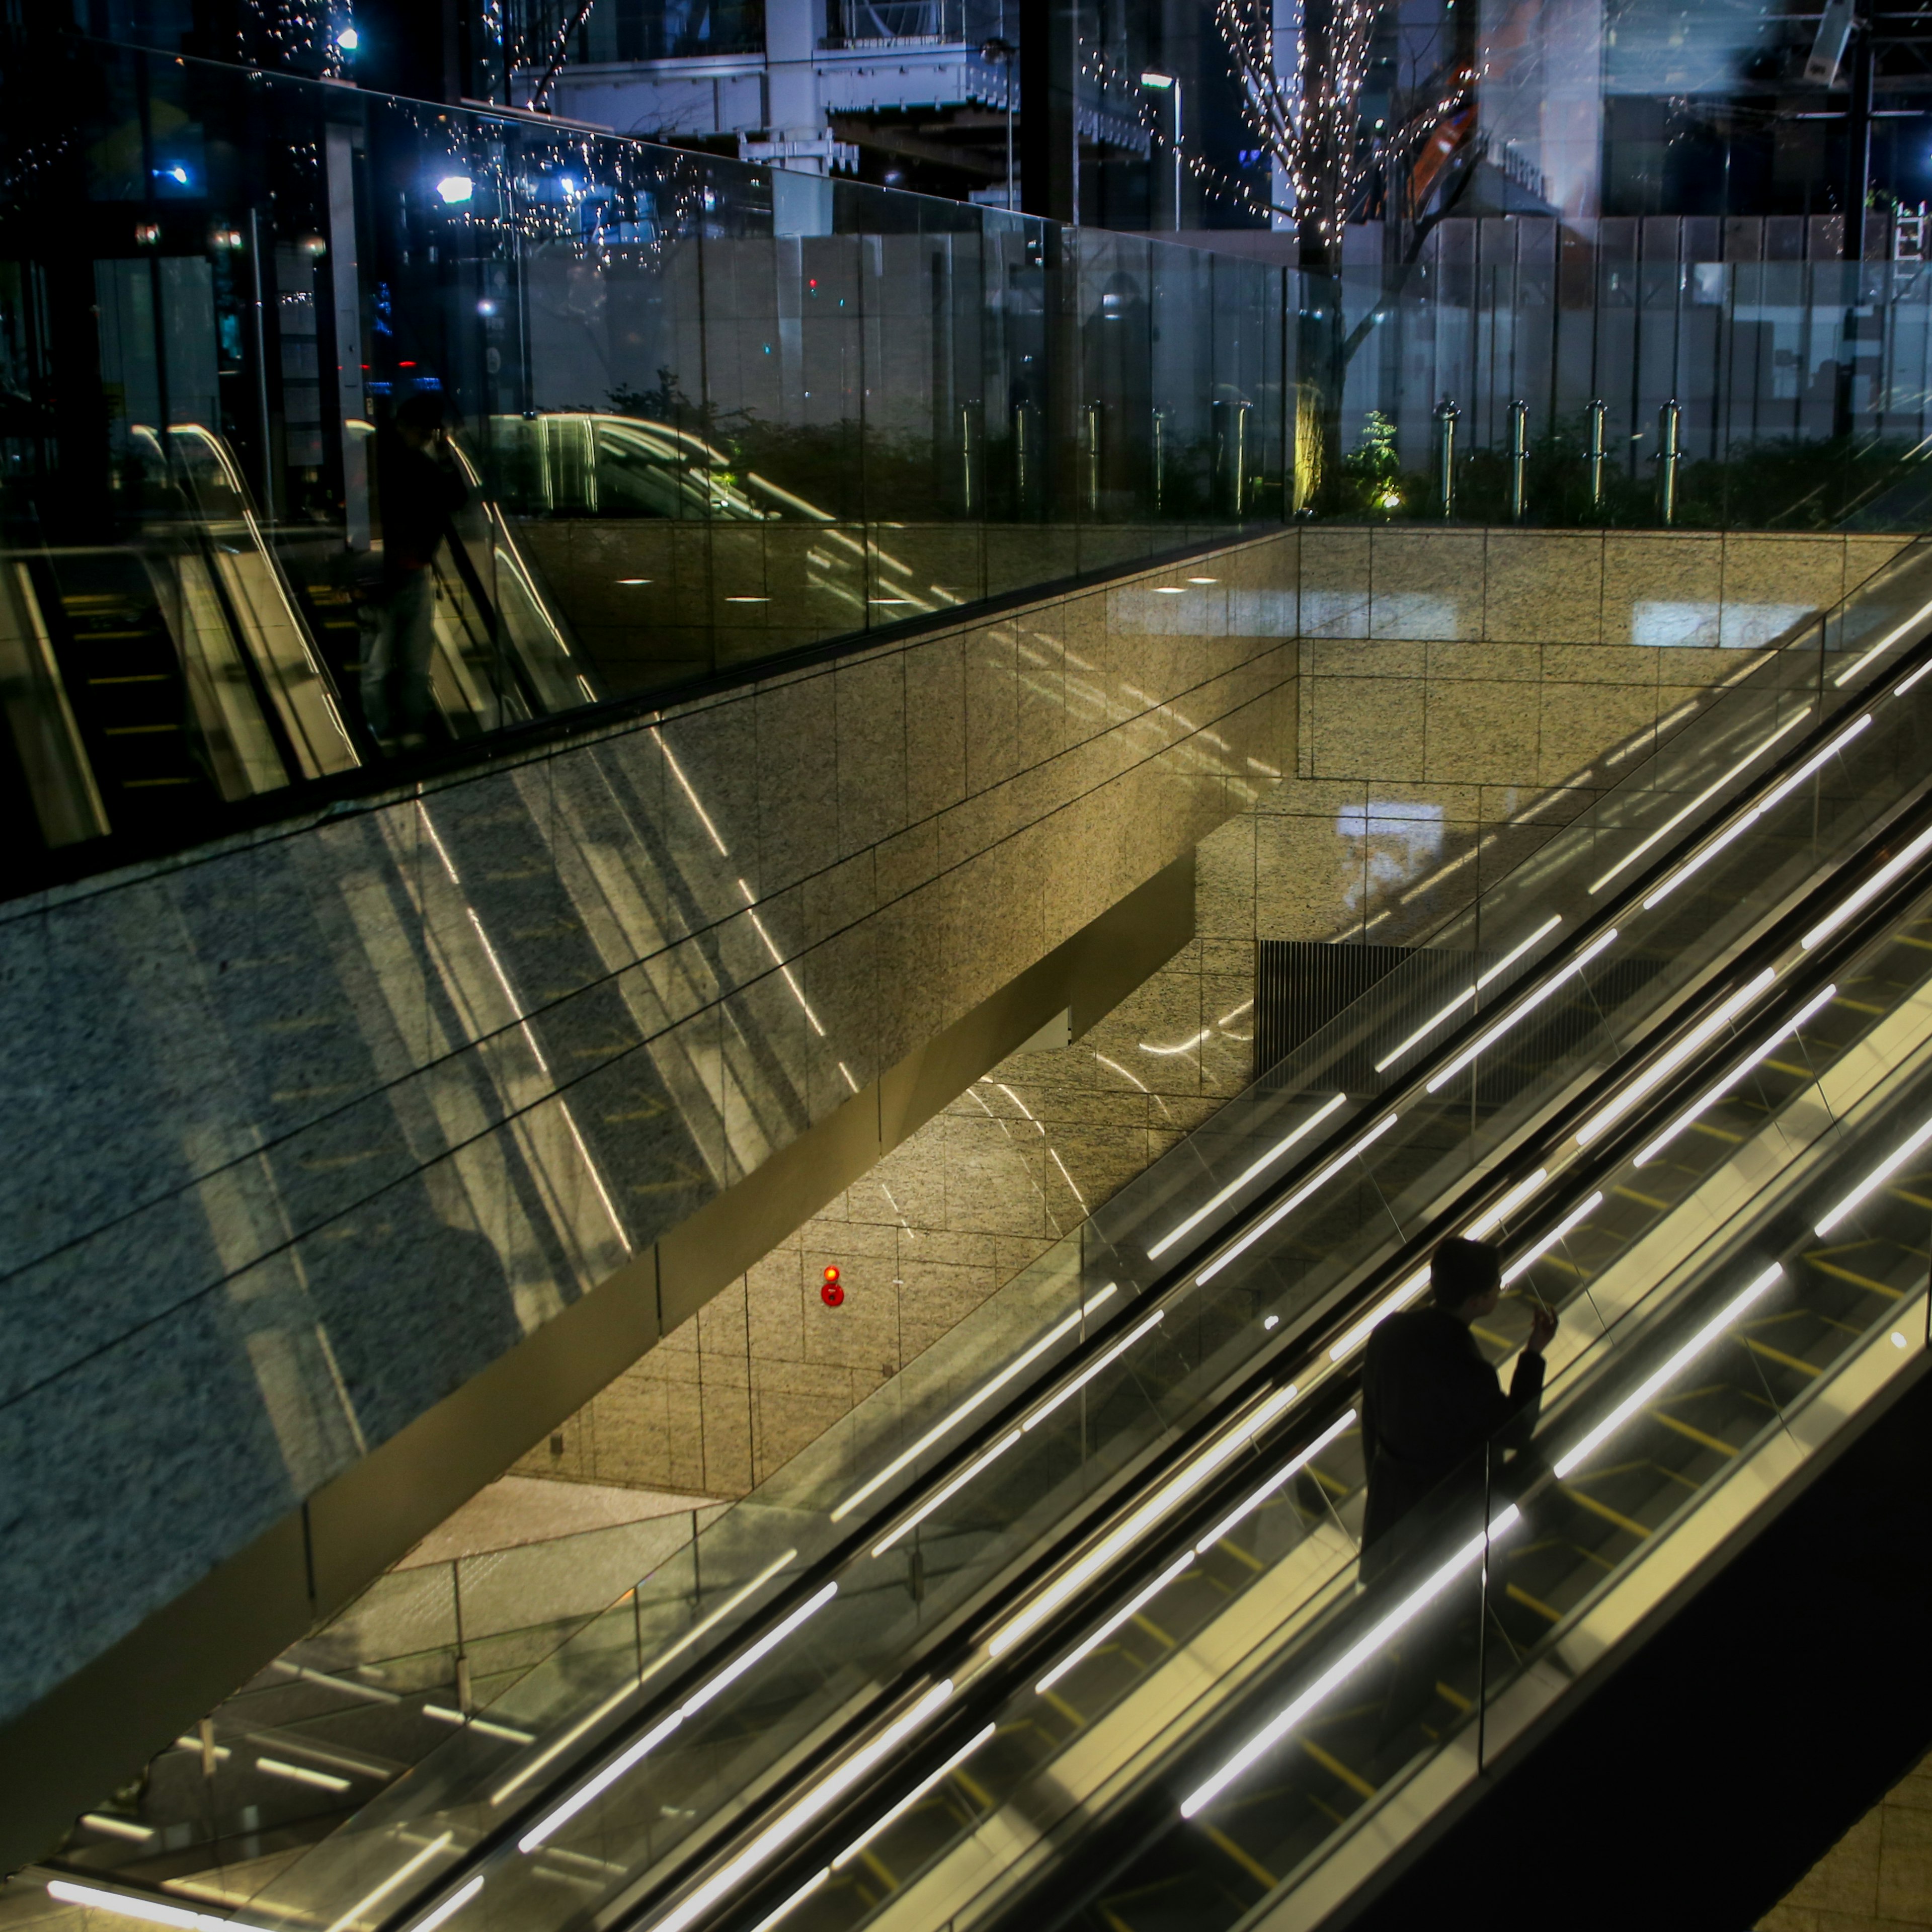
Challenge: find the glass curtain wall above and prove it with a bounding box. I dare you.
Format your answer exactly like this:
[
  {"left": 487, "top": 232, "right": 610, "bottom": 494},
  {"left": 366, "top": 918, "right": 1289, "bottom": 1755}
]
[{"left": 0, "top": 35, "right": 1282, "bottom": 892}]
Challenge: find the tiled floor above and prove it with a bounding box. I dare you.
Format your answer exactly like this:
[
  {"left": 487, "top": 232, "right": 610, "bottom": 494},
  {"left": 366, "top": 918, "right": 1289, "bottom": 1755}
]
[{"left": 1760, "top": 1754, "right": 1932, "bottom": 1931}]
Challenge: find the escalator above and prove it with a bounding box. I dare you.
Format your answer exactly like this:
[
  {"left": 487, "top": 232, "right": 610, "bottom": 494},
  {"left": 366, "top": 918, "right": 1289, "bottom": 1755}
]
[{"left": 37, "top": 539, "right": 1932, "bottom": 1932}]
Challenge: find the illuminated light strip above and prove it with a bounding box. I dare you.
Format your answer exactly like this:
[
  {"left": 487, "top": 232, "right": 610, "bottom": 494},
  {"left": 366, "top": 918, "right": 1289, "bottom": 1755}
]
[
  {"left": 1468, "top": 1168, "right": 1552, "bottom": 1239},
  {"left": 405, "top": 1879, "right": 485, "bottom": 1932},
  {"left": 1195, "top": 1114, "right": 1402, "bottom": 1286},
  {"left": 645, "top": 1682, "right": 956, "bottom": 1932},
  {"left": 747, "top": 1870, "right": 830, "bottom": 1932},
  {"left": 1146, "top": 1095, "right": 1347, "bottom": 1259},
  {"left": 1634, "top": 982, "right": 1841, "bottom": 1168},
  {"left": 1424, "top": 930, "right": 1621, "bottom": 1096},
  {"left": 1815, "top": 1117, "right": 1932, "bottom": 1236},
  {"left": 1500, "top": 1192, "right": 1603, "bottom": 1286},
  {"left": 46, "top": 1883, "right": 273, "bottom": 1932},
  {"left": 1894, "top": 656, "right": 1932, "bottom": 697},
  {"left": 519, "top": 1583, "right": 839, "bottom": 1852},
  {"left": 829, "top": 1723, "right": 998, "bottom": 1869},
  {"left": 1372, "top": 917, "right": 1564, "bottom": 1075},
  {"left": 739, "top": 879, "right": 828, "bottom": 1037},
  {"left": 492, "top": 1550, "right": 797, "bottom": 1806},
  {"left": 831, "top": 1287, "right": 1118, "bottom": 1522},
  {"left": 1574, "top": 970, "right": 1778, "bottom": 1147},
  {"left": 1327, "top": 1266, "right": 1430, "bottom": 1363},
  {"left": 320, "top": 1833, "right": 457, "bottom": 1932},
  {"left": 1645, "top": 716, "right": 1874, "bottom": 910},
  {"left": 1036, "top": 1551, "right": 1197, "bottom": 1694},
  {"left": 1020, "top": 1310, "right": 1168, "bottom": 1433},
  {"left": 1587, "top": 709, "right": 1814, "bottom": 897},
  {"left": 657, "top": 734, "right": 730, "bottom": 856},
  {"left": 1327, "top": 1174, "right": 1569, "bottom": 1366},
  {"left": 1192, "top": 1409, "right": 1358, "bottom": 1556},
  {"left": 871, "top": 1431, "right": 1024, "bottom": 1557},
  {"left": 1179, "top": 1506, "right": 1522, "bottom": 1820},
  {"left": 1829, "top": 596, "right": 1932, "bottom": 688},
  {"left": 1802, "top": 820, "right": 1932, "bottom": 953},
  {"left": 1552, "top": 1264, "right": 1784, "bottom": 1477},
  {"left": 987, "top": 1384, "right": 1301, "bottom": 1661}
]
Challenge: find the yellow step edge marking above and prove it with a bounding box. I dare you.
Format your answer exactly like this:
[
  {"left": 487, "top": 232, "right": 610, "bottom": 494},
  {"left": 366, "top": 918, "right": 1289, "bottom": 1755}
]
[
  {"left": 1210, "top": 1539, "right": 1266, "bottom": 1574},
  {"left": 1298, "top": 1739, "right": 1377, "bottom": 1801},
  {"left": 1506, "top": 1581, "right": 1563, "bottom": 1623},
  {"left": 1648, "top": 1411, "right": 1738, "bottom": 1457},
  {"left": 1434, "top": 1679, "right": 1474, "bottom": 1712},
  {"left": 1741, "top": 1337, "right": 1822, "bottom": 1377},
  {"left": 1805, "top": 1257, "right": 1905, "bottom": 1300},
  {"left": 1612, "top": 1185, "right": 1670, "bottom": 1210},
  {"left": 1561, "top": 1486, "right": 1653, "bottom": 1539},
  {"left": 1202, "top": 1825, "right": 1280, "bottom": 1890}
]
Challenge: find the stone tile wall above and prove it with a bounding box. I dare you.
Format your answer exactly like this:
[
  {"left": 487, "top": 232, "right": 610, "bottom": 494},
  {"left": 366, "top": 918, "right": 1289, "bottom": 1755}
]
[
  {"left": 1760, "top": 1753, "right": 1932, "bottom": 1931},
  {"left": 0, "top": 537, "right": 1293, "bottom": 1769},
  {"left": 516, "top": 523, "right": 1914, "bottom": 1501}
]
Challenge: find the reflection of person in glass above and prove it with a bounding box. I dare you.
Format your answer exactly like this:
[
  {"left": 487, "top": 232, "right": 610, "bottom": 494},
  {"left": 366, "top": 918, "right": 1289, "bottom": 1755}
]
[
  {"left": 362, "top": 391, "right": 467, "bottom": 750},
  {"left": 1359, "top": 1235, "right": 1555, "bottom": 1586}
]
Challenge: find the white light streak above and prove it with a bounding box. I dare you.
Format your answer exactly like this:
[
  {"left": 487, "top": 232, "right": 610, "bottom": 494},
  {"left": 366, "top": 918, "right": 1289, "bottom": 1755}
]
[
  {"left": 1196, "top": 1114, "right": 1402, "bottom": 1285},
  {"left": 406, "top": 1879, "right": 484, "bottom": 1932},
  {"left": 646, "top": 1683, "right": 956, "bottom": 1932},
  {"left": 829, "top": 1723, "right": 997, "bottom": 1868},
  {"left": 1802, "top": 820, "right": 1932, "bottom": 952},
  {"left": 1574, "top": 971, "right": 1777, "bottom": 1147},
  {"left": 658, "top": 734, "right": 730, "bottom": 855},
  {"left": 1815, "top": 1117, "right": 1932, "bottom": 1236},
  {"left": 831, "top": 1287, "right": 1117, "bottom": 1522},
  {"left": 1645, "top": 716, "right": 1873, "bottom": 910},
  {"left": 321, "top": 1834, "right": 457, "bottom": 1932},
  {"left": 493, "top": 1549, "right": 797, "bottom": 1805},
  {"left": 1830, "top": 597, "right": 1932, "bottom": 688},
  {"left": 519, "top": 1583, "right": 839, "bottom": 1851},
  {"left": 1373, "top": 917, "right": 1563, "bottom": 1074},
  {"left": 1500, "top": 1192, "right": 1603, "bottom": 1286},
  {"left": 1022, "top": 1310, "right": 1167, "bottom": 1432},
  {"left": 1193, "top": 1409, "right": 1358, "bottom": 1555},
  {"left": 1036, "top": 1551, "right": 1197, "bottom": 1693},
  {"left": 1424, "top": 930, "right": 1620, "bottom": 1095},
  {"left": 1179, "top": 1507, "right": 1521, "bottom": 1819},
  {"left": 1553, "top": 1264, "right": 1783, "bottom": 1477},
  {"left": 988, "top": 1385, "right": 1300, "bottom": 1660},
  {"left": 872, "top": 1431, "right": 1024, "bottom": 1557},
  {"left": 1146, "top": 1094, "right": 1347, "bottom": 1260},
  {"left": 1587, "top": 708, "right": 1813, "bottom": 897},
  {"left": 46, "top": 1883, "right": 271, "bottom": 1932},
  {"left": 1634, "top": 983, "right": 1839, "bottom": 1167}
]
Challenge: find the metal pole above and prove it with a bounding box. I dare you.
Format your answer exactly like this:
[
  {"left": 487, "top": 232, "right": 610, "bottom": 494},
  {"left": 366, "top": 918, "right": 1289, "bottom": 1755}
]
[
  {"left": 1152, "top": 406, "right": 1166, "bottom": 514},
  {"left": 1507, "top": 397, "right": 1529, "bottom": 523},
  {"left": 1586, "top": 397, "right": 1607, "bottom": 512},
  {"left": 1657, "top": 396, "right": 1682, "bottom": 526},
  {"left": 1173, "top": 83, "right": 1183, "bottom": 233},
  {"left": 1435, "top": 396, "right": 1461, "bottom": 519},
  {"left": 960, "top": 401, "right": 974, "bottom": 512},
  {"left": 1083, "top": 400, "right": 1101, "bottom": 516}
]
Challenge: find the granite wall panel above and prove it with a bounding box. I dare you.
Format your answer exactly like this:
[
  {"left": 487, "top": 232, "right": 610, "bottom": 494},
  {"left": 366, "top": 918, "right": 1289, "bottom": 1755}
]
[{"left": 0, "top": 536, "right": 1296, "bottom": 1749}]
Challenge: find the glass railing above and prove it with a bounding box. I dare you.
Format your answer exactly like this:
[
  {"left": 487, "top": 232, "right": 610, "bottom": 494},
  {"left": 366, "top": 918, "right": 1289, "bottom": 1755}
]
[
  {"left": 0, "top": 32, "right": 1286, "bottom": 895},
  {"left": 198, "top": 531, "right": 1932, "bottom": 1932},
  {"left": 901, "top": 855, "right": 1932, "bottom": 1932}
]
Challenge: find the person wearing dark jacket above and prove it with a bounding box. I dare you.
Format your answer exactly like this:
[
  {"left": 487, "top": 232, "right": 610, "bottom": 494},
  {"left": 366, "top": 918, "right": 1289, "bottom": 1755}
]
[
  {"left": 1359, "top": 1235, "right": 1556, "bottom": 1587},
  {"left": 361, "top": 391, "right": 468, "bottom": 748}
]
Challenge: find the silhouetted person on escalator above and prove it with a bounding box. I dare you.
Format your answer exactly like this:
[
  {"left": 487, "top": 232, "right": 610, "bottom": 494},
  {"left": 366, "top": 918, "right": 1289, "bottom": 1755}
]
[
  {"left": 363, "top": 390, "right": 467, "bottom": 751},
  {"left": 1359, "top": 1235, "right": 1556, "bottom": 1587}
]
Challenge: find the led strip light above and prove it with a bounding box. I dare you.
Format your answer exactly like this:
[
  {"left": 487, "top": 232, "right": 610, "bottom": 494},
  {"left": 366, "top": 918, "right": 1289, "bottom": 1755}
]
[
  {"left": 1146, "top": 1094, "right": 1347, "bottom": 1260},
  {"left": 1372, "top": 917, "right": 1564, "bottom": 1076}
]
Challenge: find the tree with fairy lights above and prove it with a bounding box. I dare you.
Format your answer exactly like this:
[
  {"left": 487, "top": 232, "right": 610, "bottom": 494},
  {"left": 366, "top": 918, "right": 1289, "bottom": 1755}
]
[{"left": 1217, "top": 0, "right": 1482, "bottom": 504}]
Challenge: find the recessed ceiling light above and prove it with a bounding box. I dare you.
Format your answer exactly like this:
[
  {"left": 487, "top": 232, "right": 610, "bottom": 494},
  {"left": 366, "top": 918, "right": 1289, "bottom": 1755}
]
[
  {"left": 616, "top": 577, "right": 651, "bottom": 584},
  {"left": 1188, "top": 576, "right": 1218, "bottom": 583},
  {"left": 1154, "top": 586, "right": 1186, "bottom": 594},
  {"left": 725, "top": 595, "right": 769, "bottom": 603}
]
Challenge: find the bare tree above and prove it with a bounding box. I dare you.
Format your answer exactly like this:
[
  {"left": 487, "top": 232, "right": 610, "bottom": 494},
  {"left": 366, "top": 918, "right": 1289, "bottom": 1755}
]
[{"left": 1217, "top": 0, "right": 1480, "bottom": 500}]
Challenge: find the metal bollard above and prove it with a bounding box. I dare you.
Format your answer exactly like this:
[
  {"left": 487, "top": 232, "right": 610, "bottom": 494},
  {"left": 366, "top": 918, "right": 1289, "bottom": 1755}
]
[
  {"left": 1586, "top": 398, "right": 1607, "bottom": 512},
  {"left": 1083, "top": 400, "right": 1102, "bottom": 517},
  {"left": 1657, "top": 397, "right": 1682, "bottom": 527},
  {"left": 1152, "top": 406, "right": 1168, "bottom": 515},
  {"left": 960, "top": 403, "right": 975, "bottom": 514},
  {"left": 1507, "top": 399, "right": 1530, "bottom": 524},
  {"left": 1434, "top": 397, "right": 1461, "bottom": 519},
  {"left": 1013, "top": 401, "right": 1030, "bottom": 502}
]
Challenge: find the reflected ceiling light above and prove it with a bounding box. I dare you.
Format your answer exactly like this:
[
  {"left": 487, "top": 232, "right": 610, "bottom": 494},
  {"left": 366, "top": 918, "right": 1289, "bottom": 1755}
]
[
  {"left": 1141, "top": 69, "right": 1176, "bottom": 88},
  {"left": 1802, "top": 819, "right": 1932, "bottom": 952},
  {"left": 436, "top": 175, "right": 474, "bottom": 204},
  {"left": 1373, "top": 915, "right": 1561, "bottom": 1074}
]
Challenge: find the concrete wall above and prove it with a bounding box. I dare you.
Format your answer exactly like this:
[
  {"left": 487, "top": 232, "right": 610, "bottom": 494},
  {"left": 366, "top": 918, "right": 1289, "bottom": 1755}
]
[{"left": 0, "top": 536, "right": 1292, "bottom": 1868}]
